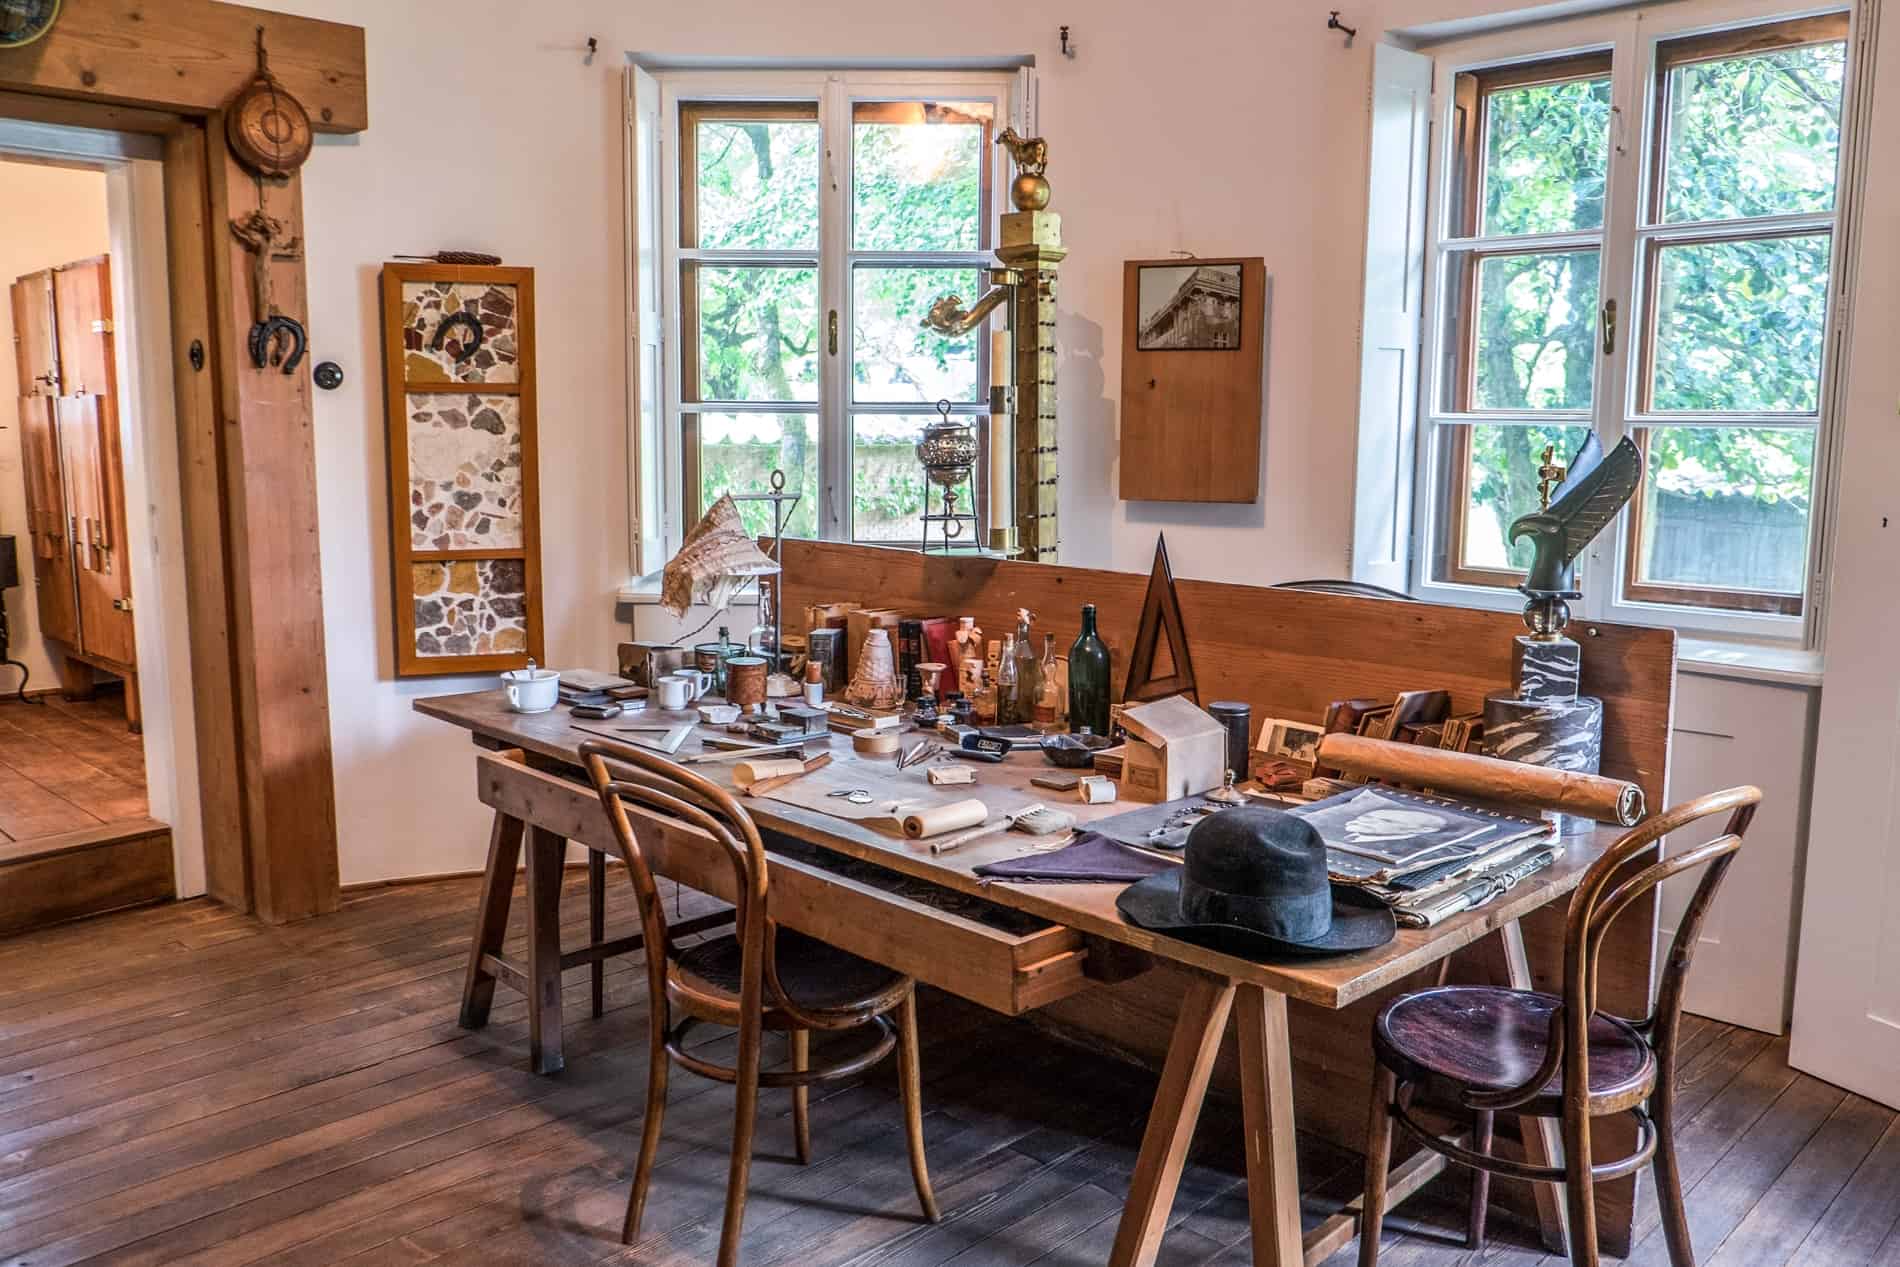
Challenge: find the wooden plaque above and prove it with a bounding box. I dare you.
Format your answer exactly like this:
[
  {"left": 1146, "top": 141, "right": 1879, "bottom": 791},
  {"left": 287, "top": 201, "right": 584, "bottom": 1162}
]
[
  {"left": 1118, "top": 257, "right": 1266, "bottom": 504},
  {"left": 381, "top": 263, "right": 544, "bottom": 677}
]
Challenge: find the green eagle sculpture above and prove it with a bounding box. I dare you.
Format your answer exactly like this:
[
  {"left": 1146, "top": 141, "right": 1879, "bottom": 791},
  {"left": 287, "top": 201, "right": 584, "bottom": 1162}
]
[{"left": 1508, "top": 433, "right": 1643, "bottom": 637}]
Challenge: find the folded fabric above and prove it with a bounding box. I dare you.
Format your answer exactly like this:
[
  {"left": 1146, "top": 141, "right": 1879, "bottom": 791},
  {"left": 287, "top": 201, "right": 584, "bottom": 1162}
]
[{"left": 974, "top": 832, "right": 1177, "bottom": 883}]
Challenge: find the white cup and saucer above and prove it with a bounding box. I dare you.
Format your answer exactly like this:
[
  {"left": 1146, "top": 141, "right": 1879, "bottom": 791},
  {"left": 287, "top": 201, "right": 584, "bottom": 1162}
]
[{"left": 501, "top": 660, "right": 560, "bottom": 713}]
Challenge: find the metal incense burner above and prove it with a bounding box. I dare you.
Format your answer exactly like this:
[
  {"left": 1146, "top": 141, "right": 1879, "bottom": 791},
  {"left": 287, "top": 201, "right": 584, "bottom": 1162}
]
[{"left": 916, "top": 400, "right": 980, "bottom": 552}]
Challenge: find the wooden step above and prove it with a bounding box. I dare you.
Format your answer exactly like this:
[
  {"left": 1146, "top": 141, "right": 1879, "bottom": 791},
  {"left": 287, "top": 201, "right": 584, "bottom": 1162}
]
[{"left": 0, "top": 818, "right": 174, "bottom": 937}]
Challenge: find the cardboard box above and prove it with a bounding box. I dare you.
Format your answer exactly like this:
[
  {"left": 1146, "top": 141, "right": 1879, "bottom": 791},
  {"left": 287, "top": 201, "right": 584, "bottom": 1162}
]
[
  {"left": 803, "top": 602, "right": 860, "bottom": 636},
  {"left": 1119, "top": 696, "right": 1227, "bottom": 802}
]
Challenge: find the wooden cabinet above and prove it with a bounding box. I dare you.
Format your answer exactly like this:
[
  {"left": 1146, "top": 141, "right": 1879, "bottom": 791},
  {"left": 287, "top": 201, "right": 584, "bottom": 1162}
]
[{"left": 8, "top": 256, "right": 137, "bottom": 725}]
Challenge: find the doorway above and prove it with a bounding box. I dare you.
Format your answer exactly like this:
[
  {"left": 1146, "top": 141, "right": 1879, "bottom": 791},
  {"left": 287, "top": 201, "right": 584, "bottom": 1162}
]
[{"left": 0, "top": 123, "right": 206, "bottom": 933}]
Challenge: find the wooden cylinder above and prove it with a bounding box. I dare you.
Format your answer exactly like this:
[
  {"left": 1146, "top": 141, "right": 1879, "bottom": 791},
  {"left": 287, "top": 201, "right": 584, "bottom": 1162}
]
[
  {"left": 726, "top": 655, "right": 768, "bottom": 710},
  {"left": 1315, "top": 734, "right": 1645, "bottom": 826}
]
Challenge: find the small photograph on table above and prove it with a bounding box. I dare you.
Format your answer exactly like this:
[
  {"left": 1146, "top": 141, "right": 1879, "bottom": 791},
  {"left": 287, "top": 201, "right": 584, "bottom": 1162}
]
[
  {"left": 1134, "top": 262, "right": 1243, "bottom": 351},
  {"left": 1257, "top": 717, "right": 1324, "bottom": 764}
]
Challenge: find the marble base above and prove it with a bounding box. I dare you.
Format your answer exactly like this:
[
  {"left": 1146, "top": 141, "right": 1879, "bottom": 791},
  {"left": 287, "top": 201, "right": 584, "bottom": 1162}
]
[
  {"left": 1513, "top": 635, "right": 1582, "bottom": 702},
  {"left": 1482, "top": 691, "right": 1604, "bottom": 774}
]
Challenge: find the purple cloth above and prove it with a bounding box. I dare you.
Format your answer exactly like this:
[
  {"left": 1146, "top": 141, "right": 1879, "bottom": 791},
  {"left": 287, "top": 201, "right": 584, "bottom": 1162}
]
[{"left": 974, "top": 832, "right": 1177, "bottom": 883}]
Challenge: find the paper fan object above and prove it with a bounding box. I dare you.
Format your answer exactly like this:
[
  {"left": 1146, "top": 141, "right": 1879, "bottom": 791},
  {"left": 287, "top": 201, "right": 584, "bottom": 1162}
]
[{"left": 661, "top": 495, "right": 779, "bottom": 617}]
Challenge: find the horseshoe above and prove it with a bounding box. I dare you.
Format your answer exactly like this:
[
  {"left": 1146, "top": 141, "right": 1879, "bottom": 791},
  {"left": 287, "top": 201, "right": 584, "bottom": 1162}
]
[
  {"left": 430, "top": 310, "right": 485, "bottom": 365},
  {"left": 248, "top": 314, "right": 307, "bottom": 375}
]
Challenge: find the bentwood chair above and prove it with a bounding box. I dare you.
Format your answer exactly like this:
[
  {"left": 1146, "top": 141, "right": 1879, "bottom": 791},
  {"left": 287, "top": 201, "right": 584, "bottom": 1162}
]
[
  {"left": 1357, "top": 785, "right": 1762, "bottom": 1267},
  {"left": 579, "top": 739, "right": 939, "bottom": 1266}
]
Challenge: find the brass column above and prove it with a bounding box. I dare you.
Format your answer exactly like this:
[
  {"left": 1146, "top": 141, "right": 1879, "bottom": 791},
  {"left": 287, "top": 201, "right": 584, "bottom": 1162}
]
[{"left": 1000, "top": 209, "right": 1064, "bottom": 560}]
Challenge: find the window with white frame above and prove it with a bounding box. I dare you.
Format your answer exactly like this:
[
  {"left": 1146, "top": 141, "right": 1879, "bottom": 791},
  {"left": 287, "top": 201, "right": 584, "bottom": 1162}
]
[
  {"left": 647, "top": 71, "right": 1014, "bottom": 551},
  {"left": 1412, "top": 7, "right": 1853, "bottom": 635}
]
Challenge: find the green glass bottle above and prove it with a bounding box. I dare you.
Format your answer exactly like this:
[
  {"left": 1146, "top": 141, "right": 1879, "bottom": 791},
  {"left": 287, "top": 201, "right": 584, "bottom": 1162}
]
[{"left": 1067, "top": 604, "right": 1111, "bottom": 737}]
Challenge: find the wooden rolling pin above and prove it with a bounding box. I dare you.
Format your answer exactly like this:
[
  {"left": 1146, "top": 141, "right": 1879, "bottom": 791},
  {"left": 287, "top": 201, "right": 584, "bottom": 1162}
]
[
  {"left": 741, "top": 753, "right": 832, "bottom": 796},
  {"left": 1315, "top": 733, "right": 1645, "bottom": 826}
]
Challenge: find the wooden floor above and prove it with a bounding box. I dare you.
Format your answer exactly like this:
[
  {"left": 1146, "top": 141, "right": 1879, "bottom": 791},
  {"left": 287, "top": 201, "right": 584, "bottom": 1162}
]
[
  {"left": 1, "top": 874, "right": 1896, "bottom": 1267},
  {"left": 0, "top": 690, "right": 145, "bottom": 844}
]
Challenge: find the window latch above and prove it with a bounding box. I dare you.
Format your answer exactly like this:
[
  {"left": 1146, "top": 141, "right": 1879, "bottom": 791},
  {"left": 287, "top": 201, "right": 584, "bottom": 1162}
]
[
  {"left": 1601, "top": 298, "right": 1617, "bottom": 355},
  {"left": 828, "top": 309, "right": 838, "bottom": 356}
]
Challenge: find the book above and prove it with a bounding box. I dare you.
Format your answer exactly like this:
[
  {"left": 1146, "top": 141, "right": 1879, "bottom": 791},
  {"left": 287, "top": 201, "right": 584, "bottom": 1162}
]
[
  {"left": 896, "top": 618, "right": 925, "bottom": 699},
  {"left": 919, "top": 617, "right": 955, "bottom": 699},
  {"left": 1285, "top": 784, "right": 1552, "bottom": 888}
]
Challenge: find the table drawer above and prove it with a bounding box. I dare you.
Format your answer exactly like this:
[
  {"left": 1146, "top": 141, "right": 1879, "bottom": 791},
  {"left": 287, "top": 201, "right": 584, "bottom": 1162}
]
[{"left": 476, "top": 753, "right": 1088, "bottom": 1015}]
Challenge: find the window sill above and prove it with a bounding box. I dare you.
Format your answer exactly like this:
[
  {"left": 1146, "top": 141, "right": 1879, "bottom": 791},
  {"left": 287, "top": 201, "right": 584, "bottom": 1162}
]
[
  {"left": 616, "top": 577, "right": 666, "bottom": 605},
  {"left": 1677, "top": 637, "right": 1823, "bottom": 688}
]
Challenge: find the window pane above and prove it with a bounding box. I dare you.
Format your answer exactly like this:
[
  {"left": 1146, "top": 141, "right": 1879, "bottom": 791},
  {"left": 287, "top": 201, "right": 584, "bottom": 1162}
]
[
  {"left": 695, "top": 413, "right": 819, "bottom": 539},
  {"left": 853, "top": 101, "right": 992, "bottom": 251},
  {"left": 1469, "top": 250, "right": 1600, "bottom": 410},
  {"left": 853, "top": 266, "right": 983, "bottom": 404},
  {"left": 1635, "top": 427, "right": 1813, "bottom": 595},
  {"left": 1438, "top": 422, "right": 1591, "bottom": 575},
  {"left": 1649, "top": 235, "right": 1829, "bottom": 413},
  {"left": 852, "top": 415, "right": 969, "bottom": 543},
  {"left": 1662, "top": 40, "right": 1846, "bottom": 224},
  {"left": 1481, "top": 76, "right": 1612, "bottom": 236},
  {"left": 689, "top": 265, "right": 819, "bottom": 403},
  {"left": 691, "top": 114, "right": 820, "bottom": 250}
]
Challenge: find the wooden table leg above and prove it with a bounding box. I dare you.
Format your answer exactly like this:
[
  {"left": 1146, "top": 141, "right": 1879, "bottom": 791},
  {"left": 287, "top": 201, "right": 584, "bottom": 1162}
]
[
  {"left": 588, "top": 850, "right": 606, "bottom": 1019},
  {"left": 458, "top": 811, "right": 524, "bottom": 1030},
  {"left": 1235, "top": 984, "right": 1304, "bottom": 1267},
  {"left": 1490, "top": 918, "right": 1571, "bottom": 1257},
  {"left": 524, "top": 826, "right": 568, "bottom": 1075},
  {"left": 1109, "top": 973, "right": 1236, "bottom": 1267}
]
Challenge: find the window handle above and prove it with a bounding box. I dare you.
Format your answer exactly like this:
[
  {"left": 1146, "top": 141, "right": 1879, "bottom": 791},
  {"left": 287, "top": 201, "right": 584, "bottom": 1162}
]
[
  {"left": 828, "top": 309, "right": 838, "bottom": 356},
  {"left": 1601, "top": 298, "right": 1617, "bottom": 355}
]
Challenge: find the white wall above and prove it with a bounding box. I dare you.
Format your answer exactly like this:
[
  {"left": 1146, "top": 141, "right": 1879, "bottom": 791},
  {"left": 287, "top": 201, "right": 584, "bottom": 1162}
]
[
  {"left": 0, "top": 159, "right": 110, "bottom": 694},
  {"left": 265, "top": 0, "right": 1886, "bottom": 884}
]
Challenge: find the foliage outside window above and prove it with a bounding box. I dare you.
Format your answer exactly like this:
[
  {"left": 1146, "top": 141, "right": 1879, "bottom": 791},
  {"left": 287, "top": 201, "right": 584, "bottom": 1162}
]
[
  {"left": 1424, "top": 14, "right": 1848, "bottom": 623},
  {"left": 677, "top": 92, "right": 996, "bottom": 544}
]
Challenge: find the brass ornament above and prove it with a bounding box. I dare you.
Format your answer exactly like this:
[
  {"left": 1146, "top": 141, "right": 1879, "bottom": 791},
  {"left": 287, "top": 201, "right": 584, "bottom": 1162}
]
[
  {"left": 226, "top": 28, "right": 314, "bottom": 179},
  {"left": 997, "top": 127, "right": 1051, "bottom": 211}
]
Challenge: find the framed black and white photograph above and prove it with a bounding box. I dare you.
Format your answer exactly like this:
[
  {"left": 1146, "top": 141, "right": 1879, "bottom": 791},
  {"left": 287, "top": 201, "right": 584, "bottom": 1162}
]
[
  {"left": 1258, "top": 717, "right": 1324, "bottom": 764},
  {"left": 1134, "top": 262, "right": 1243, "bottom": 351}
]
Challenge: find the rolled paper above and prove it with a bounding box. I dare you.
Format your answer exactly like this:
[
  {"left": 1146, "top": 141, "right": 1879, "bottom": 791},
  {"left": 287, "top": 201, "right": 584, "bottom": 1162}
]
[
  {"left": 1315, "top": 734, "right": 1646, "bottom": 826},
  {"left": 735, "top": 758, "right": 807, "bottom": 788},
  {"left": 901, "top": 798, "right": 990, "bottom": 840}
]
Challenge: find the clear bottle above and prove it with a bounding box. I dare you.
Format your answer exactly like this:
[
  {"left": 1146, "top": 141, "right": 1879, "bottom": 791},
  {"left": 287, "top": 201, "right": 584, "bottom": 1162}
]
[
  {"left": 715, "top": 625, "right": 733, "bottom": 695},
  {"left": 1035, "top": 633, "right": 1059, "bottom": 725},
  {"left": 1012, "top": 611, "right": 1040, "bottom": 725},
  {"left": 997, "top": 632, "right": 1020, "bottom": 725},
  {"left": 1068, "top": 604, "right": 1111, "bottom": 736}
]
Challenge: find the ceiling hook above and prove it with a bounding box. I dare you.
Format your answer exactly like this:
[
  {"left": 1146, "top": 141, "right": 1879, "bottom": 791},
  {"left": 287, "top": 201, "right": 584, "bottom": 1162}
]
[
  {"left": 1059, "top": 25, "right": 1076, "bottom": 58},
  {"left": 1327, "top": 11, "right": 1358, "bottom": 46}
]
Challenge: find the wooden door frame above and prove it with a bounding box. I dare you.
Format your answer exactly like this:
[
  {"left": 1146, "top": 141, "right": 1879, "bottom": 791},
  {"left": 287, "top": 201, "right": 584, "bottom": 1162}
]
[{"left": 0, "top": 1, "right": 368, "bottom": 923}]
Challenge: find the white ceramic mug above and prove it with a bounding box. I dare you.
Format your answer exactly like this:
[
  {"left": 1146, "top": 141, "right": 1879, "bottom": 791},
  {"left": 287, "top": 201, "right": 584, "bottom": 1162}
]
[
  {"left": 501, "top": 663, "right": 559, "bottom": 713},
  {"left": 656, "top": 674, "right": 693, "bottom": 710}
]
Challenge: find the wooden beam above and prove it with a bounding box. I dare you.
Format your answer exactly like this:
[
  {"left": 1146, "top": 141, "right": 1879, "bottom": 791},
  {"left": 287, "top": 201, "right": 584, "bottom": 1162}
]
[
  {"left": 0, "top": 0, "right": 367, "bottom": 132},
  {"left": 204, "top": 115, "right": 339, "bottom": 923}
]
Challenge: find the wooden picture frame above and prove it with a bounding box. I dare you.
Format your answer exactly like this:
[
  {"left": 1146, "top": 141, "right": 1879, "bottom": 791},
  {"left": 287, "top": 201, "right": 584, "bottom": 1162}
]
[
  {"left": 380, "top": 263, "right": 544, "bottom": 677},
  {"left": 1119, "top": 256, "right": 1267, "bottom": 503}
]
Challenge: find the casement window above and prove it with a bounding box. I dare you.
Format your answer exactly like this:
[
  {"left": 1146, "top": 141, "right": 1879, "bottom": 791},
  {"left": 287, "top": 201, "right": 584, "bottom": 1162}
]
[
  {"left": 625, "top": 68, "right": 1022, "bottom": 570},
  {"left": 1372, "top": 3, "right": 1862, "bottom": 641}
]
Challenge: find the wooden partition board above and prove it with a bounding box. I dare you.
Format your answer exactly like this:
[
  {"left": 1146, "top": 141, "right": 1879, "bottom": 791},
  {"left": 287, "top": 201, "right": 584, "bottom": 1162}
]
[{"left": 777, "top": 538, "right": 1677, "bottom": 1253}]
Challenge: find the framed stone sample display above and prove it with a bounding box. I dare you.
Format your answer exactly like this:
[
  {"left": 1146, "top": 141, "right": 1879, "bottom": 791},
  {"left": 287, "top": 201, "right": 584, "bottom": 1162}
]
[{"left": 380, "top": 263, "right": 544, "bottom": 676}]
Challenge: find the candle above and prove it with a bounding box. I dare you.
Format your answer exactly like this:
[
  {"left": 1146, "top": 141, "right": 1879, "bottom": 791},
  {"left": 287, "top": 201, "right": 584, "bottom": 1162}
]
[
  {"left": 991, "top": 327, "right": 1011, "bottom": 389},
  {"left": 989, "top": 410, "right": 1013, "bottom": 536}
]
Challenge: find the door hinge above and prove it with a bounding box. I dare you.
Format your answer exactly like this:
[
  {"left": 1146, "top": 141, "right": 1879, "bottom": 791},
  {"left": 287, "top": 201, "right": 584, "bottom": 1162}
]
[
  {"left": 113, "top": 596, "right": 133, "bottom": 612},
  {"left": 91, "top": 319, "right": 113, "bottom": 335}
]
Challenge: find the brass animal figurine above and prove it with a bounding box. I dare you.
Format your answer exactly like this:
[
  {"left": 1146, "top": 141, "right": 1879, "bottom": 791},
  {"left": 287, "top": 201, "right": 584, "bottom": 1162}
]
[
  {"left": 1507, "top": 433, "right": 1643, "bottom": 637},
  {"left": 996, "top": 127, "right": 1051, "bottom": 211}
]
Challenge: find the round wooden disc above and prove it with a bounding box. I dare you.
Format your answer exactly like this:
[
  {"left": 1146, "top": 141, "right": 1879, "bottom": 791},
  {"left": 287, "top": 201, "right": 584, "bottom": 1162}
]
[{"left": 226, "top": 76, "right": 313, "bottom": 178}]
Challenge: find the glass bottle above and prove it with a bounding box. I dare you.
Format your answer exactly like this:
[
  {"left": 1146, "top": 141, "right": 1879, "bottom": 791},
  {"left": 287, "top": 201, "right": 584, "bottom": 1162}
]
[
  {"left": 1068, "top": 604, "right": 1111, "bottom": 737},
  {"left": 997, "top": 633, "right": 1020, "bottom": 725},
  {"left": 1035, "top": 633, "right": 1059, "bottom": 725},
  {"left": 1012, "top": 611, "right": 1040, "bottom": 725},
  {"left": 716, "top": 625, "right": 733, "bottom": 695}
]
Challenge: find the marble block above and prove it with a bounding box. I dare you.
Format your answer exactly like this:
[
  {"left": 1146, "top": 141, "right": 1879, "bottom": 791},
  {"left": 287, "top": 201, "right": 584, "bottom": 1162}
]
[
  {"left": 1482, "top": 691, "right": 1603, "bottom": 775},
  {"left": 1514, "top": 635, "right": 1582, "bottom": 703}
]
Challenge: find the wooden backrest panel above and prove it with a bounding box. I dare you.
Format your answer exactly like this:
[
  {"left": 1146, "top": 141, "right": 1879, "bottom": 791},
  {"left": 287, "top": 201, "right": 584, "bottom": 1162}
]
[{"left": 775, "top": 540, "right": 1675, "bottom": 808}]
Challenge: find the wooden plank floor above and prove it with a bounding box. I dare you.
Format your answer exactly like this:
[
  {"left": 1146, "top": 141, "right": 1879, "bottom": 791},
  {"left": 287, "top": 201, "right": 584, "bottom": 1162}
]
[
  {"left": 0, "top": 691, "right": 146, "bottom": 844},
  {"left": 0, "top": 874, "right": 1895, "bottom": 1266}
]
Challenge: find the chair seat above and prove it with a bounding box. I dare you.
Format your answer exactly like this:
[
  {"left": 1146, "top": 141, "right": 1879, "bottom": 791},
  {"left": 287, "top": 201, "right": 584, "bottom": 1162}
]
[
  {"left": 671, "top": 929, "right": 910, "bottom": 1025},
  {"left": 1374, "top": 986, "right": 1656, "bottom": 1114}
]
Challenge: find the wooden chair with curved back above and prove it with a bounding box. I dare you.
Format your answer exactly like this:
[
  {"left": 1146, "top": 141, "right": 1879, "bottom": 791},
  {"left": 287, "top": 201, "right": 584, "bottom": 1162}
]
[
  {"left": 579, "top": 739, "right": 939, "bottom": 1266},
  {"left": 1357, "top": 785, "right": 1763, "bottom": 1267}
]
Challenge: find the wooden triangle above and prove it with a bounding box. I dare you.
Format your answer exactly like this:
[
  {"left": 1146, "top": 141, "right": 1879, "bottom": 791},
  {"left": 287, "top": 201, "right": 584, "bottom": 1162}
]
[{"left": 1123, "top": 534, "right": 1199, "bottom": 706}]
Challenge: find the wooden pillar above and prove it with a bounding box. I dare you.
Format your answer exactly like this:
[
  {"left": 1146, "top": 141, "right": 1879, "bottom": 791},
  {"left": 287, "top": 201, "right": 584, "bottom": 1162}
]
[
  {"left": 202, "top": 125, "right": 340, "bottom": 922},
  {"left": 998, "top": 213, "right": 1064, "bottom": 562}
]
